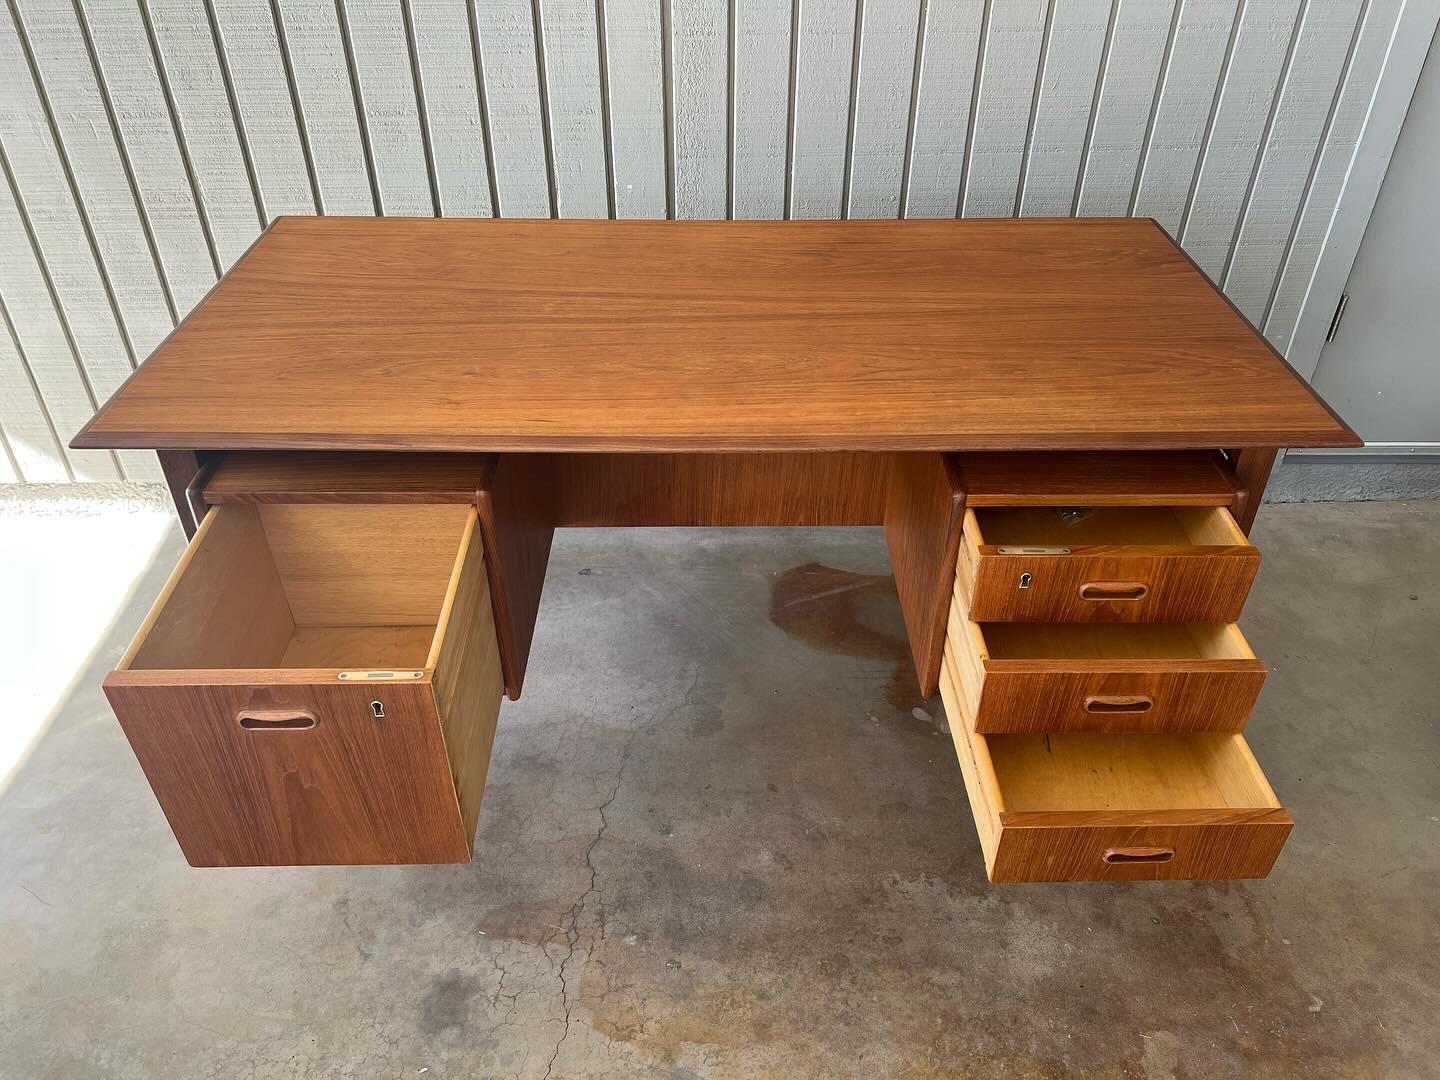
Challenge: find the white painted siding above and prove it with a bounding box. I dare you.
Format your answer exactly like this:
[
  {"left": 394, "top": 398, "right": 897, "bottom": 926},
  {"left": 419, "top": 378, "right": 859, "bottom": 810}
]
[
  {"left": 789, "top": 0, "right": 857, "bottom": 219},
  {"left": 601, "top": 0, "right": 665, "bottom": 218},
  {"left": 0, "top": 0, "right": 1409, "bottom": 482},
  {"left": 846, "top": 0, "right": 920, "bottom": 220},
  {"left": 960, "top": 0, "right": 1048, "bottom": 218},
  {"left": 1075, "top": 0, "right": 1176, "bottom": 218},
  {"left": 670, "top": 0, "right": 727, "bottom": 219},
  {"left": 730, "top": 0, "right": 790, "bottom": 219}
]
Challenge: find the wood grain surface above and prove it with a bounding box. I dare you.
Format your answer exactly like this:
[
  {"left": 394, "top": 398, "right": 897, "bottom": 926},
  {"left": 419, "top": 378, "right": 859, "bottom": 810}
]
[
  {"left": 884, "top": 452, "right": 967, "bottom": 698},
  {"left": 72, "top": 217, "right": 1359, "bottom": 453},
  {"left": 106, "top": 507, "right": 505, "bottom": 866},
  {"left": 430, "top": 513, "right": 506, "bottom": 847},
  {"left": 1229, "top": 447, "right": 1280, "bottom": 534},
  {"left": 985, "top": 810, "right": 1294, "bottom": 882},
  {"left": 106, "top": 678, "right": 474, "bottom": 866},
  {"left": 203, "top": 452, "right": 493, "bottom": 503},
  {"left": 156, "top": 450, "right": 209, "bottom": 538},
  {"left": 121, "top": 505, "right": 294, "bottom": 672},
  {"left": 939, "top": 658, "right": 1292, "bottom": 882},
  {"left": 480, "top": 455, "right": 556, "bottom": 699},
  {"left": 945, "top": 612, "right": 1267, "bottom": 735},
  {"left": 544, "top": 452, "right": 888, "bottom": 526},
  {"left": 956, "top": 508, "right": 1260, "bottom": 624},
  {"left": 200, "top": 451, "right": 543, "bottom": 700},
  {"left": 256, "top": 503, "right": 472, "bottom": 627},
  {"left": 951, "top": 451, "right": 1240, "bottom": 506}
]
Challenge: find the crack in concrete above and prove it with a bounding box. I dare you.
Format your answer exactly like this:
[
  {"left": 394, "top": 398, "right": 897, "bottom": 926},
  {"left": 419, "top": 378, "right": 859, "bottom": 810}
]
[
  {"left": 543, "top": 738, "right": 629, "bottom": 1080},
  {"left": 542, "top": 670, "right": 702, "bottom": 1080}
]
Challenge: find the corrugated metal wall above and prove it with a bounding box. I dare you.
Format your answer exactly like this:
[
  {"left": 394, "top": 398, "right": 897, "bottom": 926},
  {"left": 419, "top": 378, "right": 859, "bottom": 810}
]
[{"left": 0, "top": 0, "right": 1407, "bottom": 483}]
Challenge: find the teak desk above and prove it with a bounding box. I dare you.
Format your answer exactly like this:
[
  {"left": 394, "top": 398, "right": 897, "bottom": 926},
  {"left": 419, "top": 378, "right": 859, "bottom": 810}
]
[{"left": 75, "top": 217, "right": 1359, "bottom": 882}]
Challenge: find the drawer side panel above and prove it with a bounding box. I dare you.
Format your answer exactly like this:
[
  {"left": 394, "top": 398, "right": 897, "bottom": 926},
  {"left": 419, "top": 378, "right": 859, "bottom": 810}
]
[{"left": 432, "top": 519, "right": 506, "bottom": 851}]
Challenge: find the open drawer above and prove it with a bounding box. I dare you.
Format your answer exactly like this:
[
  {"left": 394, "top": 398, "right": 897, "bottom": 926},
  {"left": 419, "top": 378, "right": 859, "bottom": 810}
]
[
  {"left": 945, "top": 601, "right": 1266, "bottom": 734},
  {"left": 104, "top": 503, "right": 504, "bottom": 866},
  {"left": 956, "top": 506, "right": 1260, "bottom": 623},
  {"left": 939, "top": 655, "right": 1292, "bottom": 882}
]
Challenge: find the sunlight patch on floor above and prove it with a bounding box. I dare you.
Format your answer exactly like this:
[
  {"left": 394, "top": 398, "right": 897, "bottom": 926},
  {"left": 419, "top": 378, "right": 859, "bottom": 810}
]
[{"left": 1, "top": 485, "right": 174, "bottom": 787}]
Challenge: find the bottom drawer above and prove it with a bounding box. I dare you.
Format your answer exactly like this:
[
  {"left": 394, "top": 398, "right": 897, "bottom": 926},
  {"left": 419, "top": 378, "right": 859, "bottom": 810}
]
[
  {"left": 104, "top": 502, "right": 504, "bottom": 866},
  {"left": 940, "top": 654, "right": 1292, "bottom": 883}
]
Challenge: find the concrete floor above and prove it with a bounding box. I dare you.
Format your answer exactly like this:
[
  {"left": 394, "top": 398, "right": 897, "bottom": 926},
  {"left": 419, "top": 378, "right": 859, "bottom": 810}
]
[{"left": 1, "top": 497, "right": 1437, "bottom": 1078}]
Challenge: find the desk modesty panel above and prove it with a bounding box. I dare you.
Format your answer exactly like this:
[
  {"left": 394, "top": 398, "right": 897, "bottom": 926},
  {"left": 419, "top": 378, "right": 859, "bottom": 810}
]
[
  {"left": 74, "top": 219, "right": 1358, "bottom": 881},
  {"left": 73, "top": 217, "right": 1357, "bottom": 454}
]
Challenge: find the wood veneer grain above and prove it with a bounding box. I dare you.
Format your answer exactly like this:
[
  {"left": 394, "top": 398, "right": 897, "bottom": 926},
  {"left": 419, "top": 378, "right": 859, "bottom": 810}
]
[
  {"left": 480, "top": 454, "right": 555, "bottom": 699},
  {"left": 884, "top": 452, "right": 966, "bottom": 698},
  {"left": 951, "top": 451, "right": 1240, "bottom": 506},
  {"left": 1230, "top": 447, "right": 1279, "bottom": 535},
  {"left": 106, "top": 506, "right": 505, "bottom": 866},
  {"left": 945, "top": 606, "right": 1267, "bottom": 734},
  {"left": 939, "top": 656, "right": 1292, "bottom": 882},
  {"left": 430, "top": 513, "right": 506, "bottom": 846},
  {"left": 545, "top": 452, "right": 887, "bottom": 526},
  {"left": 156, "top": 450, "right": 209, "bottom": 538},
  {"left": 204, "top": 452, "right": 492, "bottom": 503},
  {"left": 957, "top": 507, "right": 1261, "bottom": 624},
  {"left": 73, "top": 217, "right": 1359, "bottom": 453}
]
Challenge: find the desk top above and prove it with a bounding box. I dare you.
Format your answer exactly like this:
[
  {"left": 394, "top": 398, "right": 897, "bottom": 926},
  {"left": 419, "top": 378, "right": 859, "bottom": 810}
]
[{"left": 74, "top": 217, "right": 1357, "bottom": 453}]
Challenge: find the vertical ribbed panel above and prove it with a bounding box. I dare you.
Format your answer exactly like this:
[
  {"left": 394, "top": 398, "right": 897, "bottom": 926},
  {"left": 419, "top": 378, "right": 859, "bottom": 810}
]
[{"left": 0, "top": 0, "right": 1414, "bottom": 481}]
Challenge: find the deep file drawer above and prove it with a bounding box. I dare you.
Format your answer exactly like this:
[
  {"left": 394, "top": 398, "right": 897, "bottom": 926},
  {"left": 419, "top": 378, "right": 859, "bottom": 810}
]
[
  {"left": 104, "top": 502, "right": 504, "bottom": 866},
  {"left": 939, "top": 653, "right": 1292, "bottom": 883},
  {"left": 956, "top": 506, "right": 1260, "bottom": 623}
]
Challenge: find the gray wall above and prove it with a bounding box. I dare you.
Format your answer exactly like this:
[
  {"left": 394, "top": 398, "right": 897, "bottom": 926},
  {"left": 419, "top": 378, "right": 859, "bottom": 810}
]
[{"left": 0, "top": 0, "right": 1410, "bottom": 484}]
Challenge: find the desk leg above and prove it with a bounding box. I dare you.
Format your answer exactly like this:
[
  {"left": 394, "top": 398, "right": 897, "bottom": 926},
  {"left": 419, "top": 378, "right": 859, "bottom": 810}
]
[
  {"left": 884, "top": 453, "right": 966, "bottom": 698},
  {"left": 1229, "top": 448, "right": 1278, "bottom": 536},
  {"left": 480, "top": 455, "right": 556, "bottom": 700},
  {"left": 156, "top": 450, "right": 213, "bottom": 539}
]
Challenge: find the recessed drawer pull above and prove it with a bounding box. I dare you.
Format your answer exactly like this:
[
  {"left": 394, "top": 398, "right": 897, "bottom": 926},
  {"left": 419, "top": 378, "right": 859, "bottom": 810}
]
[
  {"left": 238, "top": 709, "right": 317, "bottom": 731},
  {"left": 1084, "top": 695, "right": 1153, "bottom": 714},
  {"left": 1079, "top": 580, "right": 1148, "bottom": 601},
  {"left": 1103, "top": 847, "right": 1175, "bottom": 865}
]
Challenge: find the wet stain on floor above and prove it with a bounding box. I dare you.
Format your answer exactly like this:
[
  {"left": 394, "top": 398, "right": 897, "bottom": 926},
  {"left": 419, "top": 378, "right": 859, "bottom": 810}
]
[{"left": 767, "top": 562, "right": 930, "bottom": 714}]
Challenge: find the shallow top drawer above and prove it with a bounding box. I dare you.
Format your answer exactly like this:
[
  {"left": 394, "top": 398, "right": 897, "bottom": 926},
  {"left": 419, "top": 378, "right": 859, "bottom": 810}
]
[{"left": 956, "top": 505, "right": 1259, "bottom": 623}]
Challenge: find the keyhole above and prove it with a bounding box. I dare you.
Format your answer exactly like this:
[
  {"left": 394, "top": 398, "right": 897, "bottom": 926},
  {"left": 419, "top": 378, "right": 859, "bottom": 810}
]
[
  {"left": 370, "top": 700, "right": 385, "bottom": 719},
  {"left": 1018, "top": 572, "right": 1032, "bottom": 590}
]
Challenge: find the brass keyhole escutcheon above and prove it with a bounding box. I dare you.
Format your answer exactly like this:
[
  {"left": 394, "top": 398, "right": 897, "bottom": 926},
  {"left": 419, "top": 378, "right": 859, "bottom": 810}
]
[{"left": 370, "top": 700, "right": 385, "bottom": 719}]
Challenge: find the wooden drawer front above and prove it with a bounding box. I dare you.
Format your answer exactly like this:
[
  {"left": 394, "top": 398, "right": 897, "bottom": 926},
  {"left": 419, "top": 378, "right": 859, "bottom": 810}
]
[
  {"left": 957, "top": 506, "right": 1259, "bottom": 623},
  {"left": 946, "top": 607, "right": 1266, "bottom": 734},
  {"left": 104, "top": 502, "right": 504, "bottom": 866},
  {"left": 940, "top": 658, "right": 1291, "bottom": 883},
  {"left": 981, "top": 812, "right": 1291, "bottom": 883},
  {"left": 108, "top": 680, "right": 472, "bottom": 865}
]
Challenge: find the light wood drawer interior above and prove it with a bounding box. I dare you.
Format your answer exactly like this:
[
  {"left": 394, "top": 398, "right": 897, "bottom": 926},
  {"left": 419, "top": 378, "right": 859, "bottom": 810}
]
[
  {"left": 107, "top": 502, "right": 505, "bottom": 866},
  {"left": 970, "top": 505, "right": 1249, "bottom": 548},
  {"left": 940, "top": 657, "right": 1292, "bottom": 882},
  {"left": 122, "top": 503, "right": 473, "bottom": 674},
  {"left": 980, "top": 732, "right": 1279, "bottom": 812},
  {"left": 957, "top": 505, "right": 1260, "bottom": 623},
  {"left": 945, "top": 605, "right": 1266, "bottom": 733}
]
